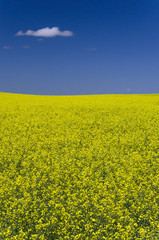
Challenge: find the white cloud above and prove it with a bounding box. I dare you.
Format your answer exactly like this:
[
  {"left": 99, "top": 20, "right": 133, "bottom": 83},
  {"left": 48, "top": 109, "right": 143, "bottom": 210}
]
[
  {"left": 16, "top": 27, "right": 73, "bottom": 38},
  {"left": 86, "top": 48, "right": 96, "bottom": 51},
  {"left": 22, "top": 45, "right": 31, "bottom": 48},
  {"left": 3, "top": 46, "right": 12, "bottom": 50},
  {"left": 38, "top": 38, "right": 44, "bottom": 41}
]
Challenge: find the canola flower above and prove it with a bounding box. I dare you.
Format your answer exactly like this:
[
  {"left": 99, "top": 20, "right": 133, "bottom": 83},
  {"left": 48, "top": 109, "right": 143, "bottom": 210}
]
[{"left": 0, "top": 92, "right": 159, "bottom": 239}]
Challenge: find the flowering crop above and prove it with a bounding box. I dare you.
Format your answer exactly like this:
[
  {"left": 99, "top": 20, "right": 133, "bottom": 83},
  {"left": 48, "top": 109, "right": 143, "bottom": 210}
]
[{"left": 0, "top": 93, "right": 159, "bottom": 239}]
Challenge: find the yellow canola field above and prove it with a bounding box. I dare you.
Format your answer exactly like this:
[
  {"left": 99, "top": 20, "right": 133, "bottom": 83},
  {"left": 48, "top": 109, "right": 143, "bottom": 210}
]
[{"left": 0, "top": 93, "right": 159, "bottom": 239}]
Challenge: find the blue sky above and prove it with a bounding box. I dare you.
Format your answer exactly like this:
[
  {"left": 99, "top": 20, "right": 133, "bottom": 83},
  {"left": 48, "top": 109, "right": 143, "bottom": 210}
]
[{"left": 1, "top": 0, "right": 159, "bottom": 95}]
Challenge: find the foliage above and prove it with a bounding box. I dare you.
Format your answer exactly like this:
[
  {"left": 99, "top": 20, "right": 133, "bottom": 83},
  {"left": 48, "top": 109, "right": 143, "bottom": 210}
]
[{"left": 0, "top": 93, "right": 159, "bottom": 239}]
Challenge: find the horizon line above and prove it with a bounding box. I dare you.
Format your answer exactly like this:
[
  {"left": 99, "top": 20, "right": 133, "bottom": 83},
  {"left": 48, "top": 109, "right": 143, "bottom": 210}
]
[{"left": 1, "top": 91, "right": 159, "bottom": 97}]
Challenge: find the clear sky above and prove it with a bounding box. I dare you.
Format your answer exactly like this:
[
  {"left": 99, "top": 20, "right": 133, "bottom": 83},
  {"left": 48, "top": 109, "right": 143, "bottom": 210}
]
[{"left": 1, "top": 0, "right": 159, "bottom": 95}]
